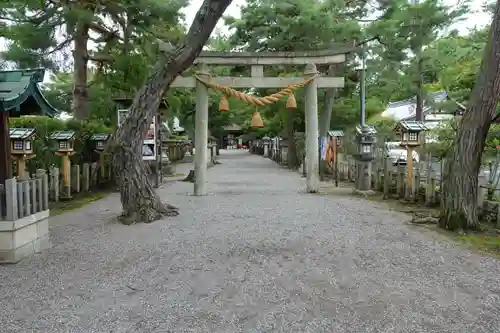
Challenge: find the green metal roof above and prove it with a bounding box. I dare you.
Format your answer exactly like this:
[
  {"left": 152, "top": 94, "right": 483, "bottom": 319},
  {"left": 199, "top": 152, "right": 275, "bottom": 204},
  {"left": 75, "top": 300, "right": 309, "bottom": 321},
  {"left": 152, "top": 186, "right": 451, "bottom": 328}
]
[
  {"left": 9, "top": 128, "right": 36, "bottom": 140},
  {"left": 50, "top": 130, "right": 75, "bottom": 140},
  {"left": 327, "top": 130, "right": 344, "bottom": 137},
  {"left": 90, "top": 133, "right": 110, "bottom": 141},
  {"left": 356, "top": 125, "right": 377, "bottom": 135},
  {"left": 395, "top": 120, "right": 428, "bottom": 132},
  {"left": 0, "top": 68, "right": 59, "bottom": 117}
]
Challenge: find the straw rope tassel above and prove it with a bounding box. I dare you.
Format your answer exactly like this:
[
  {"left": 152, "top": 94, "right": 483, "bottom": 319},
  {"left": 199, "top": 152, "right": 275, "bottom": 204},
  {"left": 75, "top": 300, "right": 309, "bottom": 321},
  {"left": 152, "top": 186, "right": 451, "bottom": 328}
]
[
  {"left": 251, "top": 111, "right": 264, "bottom": 128},
  {"left": 286, "top": 93, "right": 297, "bottom": 109},
  {"left": 219, "top": 95, "right": 229, "bottom": 112}
]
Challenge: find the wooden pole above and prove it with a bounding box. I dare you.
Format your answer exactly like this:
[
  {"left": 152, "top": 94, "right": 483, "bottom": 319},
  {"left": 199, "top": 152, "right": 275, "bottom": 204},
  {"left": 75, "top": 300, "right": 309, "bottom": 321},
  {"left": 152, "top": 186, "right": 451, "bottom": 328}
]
[
  {"left": 407, "top": 146, "right": 414, "bottom": 198},
  {"left": 99, "top": 153, "right": 105, "bottom": 179},
  {"left": 0, "top": 112, "right": 12, "bottom": 184},
  {"left": 333, "top": 137, "right": 338, "bottom": 187},
  {"left": 55, "top": 152, "right": 72, "bottom": 199},
  {"left": 16, "top": 156, "right": 26, "bottom": 179},
  {"left": 63, "top": 155, "right": 70, "bottom": 186}
]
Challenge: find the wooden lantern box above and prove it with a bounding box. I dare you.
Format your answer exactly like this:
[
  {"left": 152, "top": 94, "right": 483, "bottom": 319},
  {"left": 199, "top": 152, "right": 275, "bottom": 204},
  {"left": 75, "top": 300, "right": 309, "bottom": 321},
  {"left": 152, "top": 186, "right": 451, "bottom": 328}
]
[
  {"left": 9, "top": 128, "right": 37, "bottom": 178},
  {"left": 90, "top": 133, "right": 110, "bottom": 152},
  {"left": 50, "top": 130, "right": 75, "bottom": 153},
  {"left": 394, "top": 120, "right": 428, "bottom": 148},
  {"left": 327, "top": 129, "right": 344, "bottom": 149},
  {"left": 10, "top": 128, "right": 36, "bottom": 156}
]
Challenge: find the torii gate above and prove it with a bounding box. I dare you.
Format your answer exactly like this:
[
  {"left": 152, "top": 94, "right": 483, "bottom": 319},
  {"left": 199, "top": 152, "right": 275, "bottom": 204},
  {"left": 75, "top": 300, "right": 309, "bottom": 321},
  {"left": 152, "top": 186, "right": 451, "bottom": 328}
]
[{"left": 170, "top": 50, "right": 347, "bottom": 195}]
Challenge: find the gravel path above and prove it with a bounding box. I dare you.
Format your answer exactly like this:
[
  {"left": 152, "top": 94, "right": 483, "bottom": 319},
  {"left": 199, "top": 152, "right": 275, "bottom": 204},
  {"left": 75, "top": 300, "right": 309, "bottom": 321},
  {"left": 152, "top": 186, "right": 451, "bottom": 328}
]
[{"left": 1, "top": 150, "right": 500, "bottom": 333}]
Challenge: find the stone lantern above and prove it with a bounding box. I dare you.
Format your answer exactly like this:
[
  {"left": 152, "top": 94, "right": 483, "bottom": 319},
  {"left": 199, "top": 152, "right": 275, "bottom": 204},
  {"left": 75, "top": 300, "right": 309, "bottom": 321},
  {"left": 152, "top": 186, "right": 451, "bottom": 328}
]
[
  {"left": 262, "top": 136, "right": 271, "bottom": 157},
  {"left": 355, "top": 125, "right": 377, "bottom": 191},
  {"left": 207, "top": 136, "right": 217, "bottom": 165},
  {"left": 355, "top": 125, "right": 377, "bottom": 161}
]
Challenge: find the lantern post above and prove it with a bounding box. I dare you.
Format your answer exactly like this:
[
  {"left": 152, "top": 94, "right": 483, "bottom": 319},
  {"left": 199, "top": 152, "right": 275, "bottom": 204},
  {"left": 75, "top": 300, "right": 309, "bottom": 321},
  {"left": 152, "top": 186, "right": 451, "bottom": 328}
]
[{"left": 355, "top": 125, "right": 377, "bottom": 191}]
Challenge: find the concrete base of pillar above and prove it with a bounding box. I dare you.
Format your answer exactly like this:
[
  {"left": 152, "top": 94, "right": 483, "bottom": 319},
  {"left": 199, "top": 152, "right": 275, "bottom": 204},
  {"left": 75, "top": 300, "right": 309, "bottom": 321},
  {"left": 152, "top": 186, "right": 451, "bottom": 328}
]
[{"left": 0, "top": 210, "right": 51, "bottom": 263}]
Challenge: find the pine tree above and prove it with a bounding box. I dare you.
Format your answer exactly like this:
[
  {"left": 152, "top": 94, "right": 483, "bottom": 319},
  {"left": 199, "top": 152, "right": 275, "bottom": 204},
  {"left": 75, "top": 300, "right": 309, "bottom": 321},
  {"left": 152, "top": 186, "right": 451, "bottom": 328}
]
[
  {"left": 112, "top": 0, "right": 233, "bottom": 224},
  {"left": 440, "top": 0, "right": 500, "bottom": 230},
  {"left": 1, "top": 0, "right": 187, "bottom": 119}
]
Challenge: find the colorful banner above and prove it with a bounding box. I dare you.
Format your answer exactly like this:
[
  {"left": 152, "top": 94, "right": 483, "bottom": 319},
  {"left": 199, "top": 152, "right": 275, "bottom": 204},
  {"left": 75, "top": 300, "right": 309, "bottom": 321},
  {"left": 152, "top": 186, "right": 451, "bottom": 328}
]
[
  {"left": 320, "top": 136, "right": 327, "bottom": 160},
  {"left": 117, "top": 109, "right": 156, "bottom": 161}
]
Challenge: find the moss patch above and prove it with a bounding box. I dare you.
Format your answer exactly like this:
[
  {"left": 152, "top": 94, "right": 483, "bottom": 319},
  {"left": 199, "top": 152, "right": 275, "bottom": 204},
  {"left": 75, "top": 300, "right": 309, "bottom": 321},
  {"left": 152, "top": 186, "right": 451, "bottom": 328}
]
[
  {"left": 319, "top": 182, "right": 500, "bottom": 257},
  {"left": 50, "top": 190, "right": 112, "bottom": 216},
  {"left": 455, "top": 234, "right": 500, "bottom": 256},
  {"left": 165, "top": 173, "right": 185, "bottom": 178}
]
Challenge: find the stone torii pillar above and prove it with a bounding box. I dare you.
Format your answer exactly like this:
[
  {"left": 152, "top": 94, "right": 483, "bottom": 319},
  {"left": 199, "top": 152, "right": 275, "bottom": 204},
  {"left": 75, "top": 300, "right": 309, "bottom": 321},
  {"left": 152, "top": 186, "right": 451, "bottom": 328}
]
[
  {"left": 304, "top": 63, "right": 320, "bottom": 193},
  {"left": 194, "top": 66, "right": 210, "bottom": 196}
]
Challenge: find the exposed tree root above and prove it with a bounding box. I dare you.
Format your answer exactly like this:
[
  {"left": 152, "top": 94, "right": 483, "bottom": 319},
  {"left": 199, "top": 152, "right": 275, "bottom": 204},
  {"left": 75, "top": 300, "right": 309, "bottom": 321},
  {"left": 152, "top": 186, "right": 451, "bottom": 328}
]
[
  {"left": 411, "top": 215, "right": 439, "bottom": 225},
  {"left": 114, "top": 144, "right": 179, "bottom": 225},
  {"left": 118, "top": 200, "right": 179, "bottom": 225}
]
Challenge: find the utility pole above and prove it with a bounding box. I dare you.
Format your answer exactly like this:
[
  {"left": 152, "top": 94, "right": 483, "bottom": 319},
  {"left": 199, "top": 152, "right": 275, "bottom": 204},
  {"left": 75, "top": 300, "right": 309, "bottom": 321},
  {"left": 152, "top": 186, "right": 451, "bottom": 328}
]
[
  {"left": 360, "top": 46, "right": 366, "bottom": 127},
  {"left": 411, "top": 0, "right": 424, "bottom": 122}
]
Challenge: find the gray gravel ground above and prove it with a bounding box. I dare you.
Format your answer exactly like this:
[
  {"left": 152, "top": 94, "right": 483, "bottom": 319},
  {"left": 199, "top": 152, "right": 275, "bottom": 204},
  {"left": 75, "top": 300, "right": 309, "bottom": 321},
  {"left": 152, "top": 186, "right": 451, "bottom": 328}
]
[{"left": 1, "top": 150, "right": 500, "bottom": 333}]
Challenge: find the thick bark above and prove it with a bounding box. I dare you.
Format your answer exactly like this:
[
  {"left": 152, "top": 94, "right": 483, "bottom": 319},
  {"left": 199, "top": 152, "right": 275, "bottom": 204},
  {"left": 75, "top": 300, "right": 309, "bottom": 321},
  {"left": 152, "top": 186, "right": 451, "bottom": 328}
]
[
  {"left": 72, "top": 21, "right": 90, "bottom": 120},
  {"left": 440, "top": 2, "right": 500, "bottom": 230},
  {"left": 113, "top": 0, "right": 233, "bottom": 224}
]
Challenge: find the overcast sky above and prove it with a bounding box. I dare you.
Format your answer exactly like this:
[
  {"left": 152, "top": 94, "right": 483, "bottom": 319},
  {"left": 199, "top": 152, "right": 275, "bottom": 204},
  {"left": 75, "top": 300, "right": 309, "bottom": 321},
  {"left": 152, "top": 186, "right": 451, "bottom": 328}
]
[
  {"left": 181, "top": 0, "right": 492, "bottom": 34},
  {"left": 0, "top": 0, "right": 492, "bottom": 83}
]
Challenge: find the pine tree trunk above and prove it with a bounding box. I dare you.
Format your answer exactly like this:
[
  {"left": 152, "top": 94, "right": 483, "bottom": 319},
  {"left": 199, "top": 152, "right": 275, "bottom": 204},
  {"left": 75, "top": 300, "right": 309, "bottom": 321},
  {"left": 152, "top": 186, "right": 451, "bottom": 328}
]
[
  {"left": 72, "top": 21, "right": 90, "bottom": 120},
  {"left": 440, "top": 2, "right": 500, "bottom": 230},
  {"left": 113, "top": 0, "right": 233, "bottom": 225}
]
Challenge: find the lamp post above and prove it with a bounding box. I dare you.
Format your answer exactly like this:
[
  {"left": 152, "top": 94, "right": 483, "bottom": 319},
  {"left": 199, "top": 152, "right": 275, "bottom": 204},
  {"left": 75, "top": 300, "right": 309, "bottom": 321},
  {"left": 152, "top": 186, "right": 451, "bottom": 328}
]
[
  {"left": 355, "top": 125, "right": 377, "bottom": 191},
  {"left": 353, "top": 46, "right": 374, "bottom": 191},
  {"left": 360, "top": 46, "right": 367, "bottom": 127}
]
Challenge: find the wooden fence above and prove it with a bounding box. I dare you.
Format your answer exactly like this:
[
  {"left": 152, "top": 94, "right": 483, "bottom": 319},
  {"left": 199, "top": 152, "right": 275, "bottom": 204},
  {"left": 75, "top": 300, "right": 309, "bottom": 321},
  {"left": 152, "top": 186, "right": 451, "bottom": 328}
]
[
  {"left": 0, "top": 160, "right": 113, "bottom": 222},
  {"left": 336, "top": 155, "right": 500, "bottom": 227}
]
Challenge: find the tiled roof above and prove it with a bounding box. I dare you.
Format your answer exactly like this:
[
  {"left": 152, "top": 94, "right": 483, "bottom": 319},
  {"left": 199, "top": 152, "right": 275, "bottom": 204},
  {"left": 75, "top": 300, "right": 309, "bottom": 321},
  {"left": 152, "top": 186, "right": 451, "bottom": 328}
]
[
  {"left": 9, "top": 128, "right": 36, "bottom": 139},
  {"left": 0, "top": 68, "right": 59, "bottom": 116},
  {"left": 380, "top": 91, "right": 451, "bottom": 121}
]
